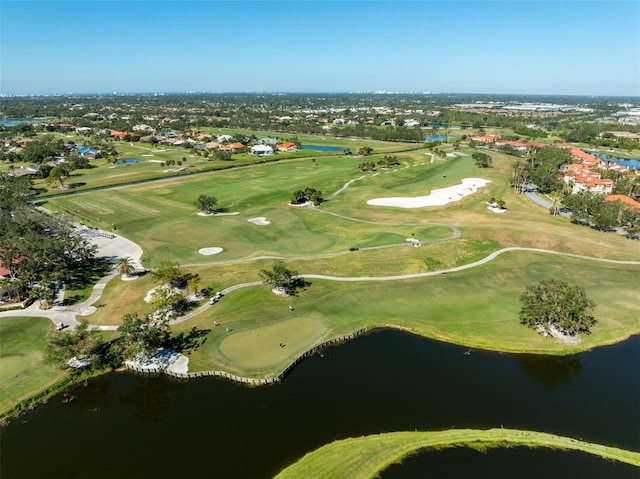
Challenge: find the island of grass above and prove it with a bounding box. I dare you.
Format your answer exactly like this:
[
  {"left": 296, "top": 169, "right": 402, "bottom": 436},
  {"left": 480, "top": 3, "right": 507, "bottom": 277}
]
[
  {"left": 274, "top": 429, "right": 640, "bottom": 479},
  {"left": 2, "top": 136, "right": 639, "bottom": 414}
]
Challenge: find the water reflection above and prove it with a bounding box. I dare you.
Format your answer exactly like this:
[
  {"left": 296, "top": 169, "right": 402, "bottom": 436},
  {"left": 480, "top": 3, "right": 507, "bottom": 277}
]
[
  {"left": 119, "top": 374, "right": 185, "bottom": 422},
  {"left": 514, "top": 353, "right": 583, "bottom": 387}
]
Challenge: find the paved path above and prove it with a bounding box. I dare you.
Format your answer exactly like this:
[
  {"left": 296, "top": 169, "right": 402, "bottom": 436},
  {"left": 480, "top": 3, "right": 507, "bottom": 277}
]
[{"left": 5, "top": 174, "right": 638, "bottom": 331}]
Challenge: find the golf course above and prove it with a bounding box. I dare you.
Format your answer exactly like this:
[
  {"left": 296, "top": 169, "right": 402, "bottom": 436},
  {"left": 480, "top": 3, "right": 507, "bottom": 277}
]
[{"left": 2, "top": 133, "right": 639, "bottom": 476}]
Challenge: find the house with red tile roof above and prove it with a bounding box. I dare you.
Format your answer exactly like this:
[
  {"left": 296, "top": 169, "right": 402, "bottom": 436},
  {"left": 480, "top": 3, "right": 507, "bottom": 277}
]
[
  {"left": 218, "top": 142, "right": 244, "bottom": 152},
  {"left": 605, "top": 194, "right": 640, "bottom": 211},
  {"left": 276, "top": 141, "right": 299, "bottom": 152},
  {"left": 561, "top": 164, "right": 613, "bottom": 194}
]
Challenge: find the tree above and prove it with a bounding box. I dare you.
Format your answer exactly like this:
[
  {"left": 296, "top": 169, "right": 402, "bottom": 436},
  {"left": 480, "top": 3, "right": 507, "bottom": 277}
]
[
  {"left": 472, "top": 152, "right": 493, "bottom": 168},
  {"left": 117, "top": 312, "right": 170, "bottom": 357},
  {"left": 117, "top": 256, "right": 136, "bottom": 278},
  {"left": 151, "top": 260, "right": 187, "bottom": 288},
  {"left": 45, "top": 320, "right": 103, "bottom": 369},
  {"left": 45, "top": 165, "right": 68, "bottom": 189},
  {"left": 548, "top": 190, "right": 564, "bottom": 216},
  {"left": 519, "top": 280, "right": 596, "bottom": 336},
  {"left": 259, "top": 261, "right": 309, "bottom": 296},
  {"left": 195, "top": 194, "right": 218, "bottom": 214},
  {"left": 357, "top": 146, "right": 373, "bottom": 156}
]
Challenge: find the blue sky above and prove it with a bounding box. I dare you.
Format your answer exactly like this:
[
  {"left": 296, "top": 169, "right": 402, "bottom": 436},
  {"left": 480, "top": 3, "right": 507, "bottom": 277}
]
[{"left": 1, "top": 1, "right": 639, "bottom": 96}]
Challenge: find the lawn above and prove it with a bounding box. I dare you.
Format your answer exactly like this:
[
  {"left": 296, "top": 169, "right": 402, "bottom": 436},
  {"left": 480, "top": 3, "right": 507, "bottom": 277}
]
[
  {"left": 0, "top": 317, "right": 65, "bottom": 413},
  {"left": 40, "top": 138, "right": 640, "bottom": 378},
  {"left": 175, "top": 252, "right": 640, "bottom": 378}
]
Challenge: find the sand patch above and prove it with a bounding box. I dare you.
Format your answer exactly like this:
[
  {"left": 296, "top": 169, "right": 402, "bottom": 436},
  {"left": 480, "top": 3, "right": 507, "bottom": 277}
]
[
  {"left": 367, "top": 178, "right": 491, "bottom": 208},
  {"left": 248, "top": 217, "right": 271, "bottom": 225},
  {"left": 197, "top": 211, "right": 240, "bottom": 217},
  {"left": 199, "top": 247, "right": 224, "bottom": 256}
]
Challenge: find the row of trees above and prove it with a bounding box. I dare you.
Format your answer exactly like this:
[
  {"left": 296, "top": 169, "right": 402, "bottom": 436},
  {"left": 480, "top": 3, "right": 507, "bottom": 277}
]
[
  {"left": 1, "top": 174, "right": 98, "bottom": 306},
  {"left": 358, "top": 155, "right": 400, "bottom": 171},
  {"left": 561, "top": 190, "right": 640, "bottom": 235}
]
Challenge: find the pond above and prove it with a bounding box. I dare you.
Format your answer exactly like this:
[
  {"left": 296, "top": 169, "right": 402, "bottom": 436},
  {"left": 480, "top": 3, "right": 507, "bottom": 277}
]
[
  {"left": 116, "top": 158, "right": 142, "bottom": 164},
  {"left": 1, "top": 331, "right": 638, "bottom": 478},
  {"left": 424, "top": 134, "right": 457, "bottom": 142},
  {"left": 300, "top": 144, "right": 351, "bottom": 152}
]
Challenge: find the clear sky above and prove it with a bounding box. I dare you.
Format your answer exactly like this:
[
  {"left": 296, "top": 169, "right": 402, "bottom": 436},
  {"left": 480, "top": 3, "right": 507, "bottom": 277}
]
[{"left": 1, "top": 1, "right": 639, "bottom": 96}]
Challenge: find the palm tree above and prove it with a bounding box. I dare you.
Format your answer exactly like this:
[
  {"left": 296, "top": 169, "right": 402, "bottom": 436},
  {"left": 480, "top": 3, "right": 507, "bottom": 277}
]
[
  {"left": 548, "top": 190, "right": 564, "bottom": 216},
  {"left": 117, "top": 256, "right": 135, "bottom": 278}
]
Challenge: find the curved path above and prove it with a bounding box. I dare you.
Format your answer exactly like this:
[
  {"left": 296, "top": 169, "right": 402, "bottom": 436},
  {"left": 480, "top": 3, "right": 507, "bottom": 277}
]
[{"left": 2, "top": 246, "right": 638, "bottom": 329}]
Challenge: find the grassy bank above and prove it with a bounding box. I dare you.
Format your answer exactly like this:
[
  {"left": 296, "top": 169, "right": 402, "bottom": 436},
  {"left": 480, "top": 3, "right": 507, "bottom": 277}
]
[
  {"left": 0, "top": 317, "right": 65, "bottom": 413},
  {"left": 274, "top": 429, "right": 640, "bottom": 479}
]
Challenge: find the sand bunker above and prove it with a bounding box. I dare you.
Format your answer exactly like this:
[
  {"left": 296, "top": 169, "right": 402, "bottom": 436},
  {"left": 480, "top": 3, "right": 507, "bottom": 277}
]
[
  {"left": 367, "top": 178, "right": 491, "bottom": 208},
  {"left": 248, "top": 217, "right": 271, "bottom": 225},
  {"left": 198, "top": 247, "right": 224, "bottom": 256}
]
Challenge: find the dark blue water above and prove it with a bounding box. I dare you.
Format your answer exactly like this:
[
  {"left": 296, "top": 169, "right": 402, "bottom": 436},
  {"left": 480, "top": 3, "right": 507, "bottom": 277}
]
[
  {"left": 1, "top": 331, "right": 638, "bottom": 479},
  {"left": 116, "top": 158, "right": 141, "bottom": 164}
]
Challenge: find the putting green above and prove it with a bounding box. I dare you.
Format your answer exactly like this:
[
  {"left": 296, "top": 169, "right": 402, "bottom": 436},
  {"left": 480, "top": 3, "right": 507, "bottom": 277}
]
[{"left": 219, "top": 316, "right": 325, "bottom": 369}]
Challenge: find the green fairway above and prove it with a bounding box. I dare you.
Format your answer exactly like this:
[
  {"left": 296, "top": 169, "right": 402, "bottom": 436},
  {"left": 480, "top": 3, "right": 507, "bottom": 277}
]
[
  {"left": 41, "top": 136, "right": 640, "bottom": 379},
  {"left": 0, "top": 317, "right": 64, "bottom": 413},
  {"left": 274, "top": 429, "right": 640, "bottom": 479},
  {"left": 176, "top": 251, "right": 640, "bottom": 377}
]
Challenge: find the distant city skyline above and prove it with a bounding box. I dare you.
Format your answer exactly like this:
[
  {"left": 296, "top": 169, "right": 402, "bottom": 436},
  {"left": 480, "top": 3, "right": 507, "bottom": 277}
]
[{"left": 1, "top": 1, "right": 639, "bottom": 97}]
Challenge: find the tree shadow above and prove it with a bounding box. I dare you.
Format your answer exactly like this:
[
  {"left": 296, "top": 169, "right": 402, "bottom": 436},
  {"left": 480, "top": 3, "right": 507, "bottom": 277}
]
[
  {"left": 287, "top": 277, "right": 312, "bottom": 297},
  {"left": 165, "top": 327, "right": 211, "bottom": 354},
  {"left": 65, "top": 258, "right": 113, "bottom": 292},
  {"left": 66, "top": 182, "right": 87, "bottom": 189}
]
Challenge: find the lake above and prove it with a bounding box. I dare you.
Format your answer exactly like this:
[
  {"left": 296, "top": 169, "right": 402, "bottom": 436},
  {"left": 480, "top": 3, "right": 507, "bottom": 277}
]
[
  {"left": 0, "top": 117, "right": 54, "bottom": 126},
  {"left": 1, "top": 331, "right": 638, "bottom": 478}
]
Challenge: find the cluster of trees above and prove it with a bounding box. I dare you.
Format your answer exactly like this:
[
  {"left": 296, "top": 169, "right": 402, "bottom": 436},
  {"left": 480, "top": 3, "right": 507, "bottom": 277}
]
[
  {"left": 520, "top": 280, "right": 596, "bottom": 336},
  {"left": 472, "top": 152, "right": 493, "bottom": 168},
  {"left": 561, "top": 190, "right": 640, "bottom": 235},
  {"left": 291, "top": 187, "right": 323, "bottom": 206},
  {"left": 44, "top": 259, "right": 207, "bottom": 371},
  {"left": 513, "top": 125, "right": 547, "bottom": 138},
  {"left": 358, "top": 155, "right": 400, "bottom": 171},
  {"left": 0, "top": 174, "right": 97, "bottom": 306},
  {"left": 357, "top": 146, "right": 374, "bottom": 156}
]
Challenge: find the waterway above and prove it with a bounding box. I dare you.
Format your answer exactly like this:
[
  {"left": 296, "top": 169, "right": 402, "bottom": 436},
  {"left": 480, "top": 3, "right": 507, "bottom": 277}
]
[
  {"left": 591, "top": 151, "right": 640, "bottom": 170},
  {"left": 1, "top": 331, "right": 638, "bottom": 478}
]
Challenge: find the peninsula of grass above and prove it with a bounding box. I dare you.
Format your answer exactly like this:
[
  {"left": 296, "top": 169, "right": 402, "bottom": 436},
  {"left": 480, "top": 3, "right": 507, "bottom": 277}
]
[
  {"left": 274, "top": 429, "right": 640, "bottom": 479},
  {"left": 0, "top": 317, "right": 65, "bottom": 413},
  {"left": 175, "top": 251, "right": 640, "bottom": 378}
]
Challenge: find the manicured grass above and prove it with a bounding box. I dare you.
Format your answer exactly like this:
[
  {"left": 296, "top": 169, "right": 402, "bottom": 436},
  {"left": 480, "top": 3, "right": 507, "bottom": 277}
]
[
  {"left": 42, "top": 139, "right": 640, "bottom": 377},
  {"left": 176, "top": 252, "right": 640, "bottom": 377},
  {"left": 274, "top": 429, "right": 640, "bottom": 479},
  {"left": 0, "top": 317, "right": 64, "bottom": 413}
]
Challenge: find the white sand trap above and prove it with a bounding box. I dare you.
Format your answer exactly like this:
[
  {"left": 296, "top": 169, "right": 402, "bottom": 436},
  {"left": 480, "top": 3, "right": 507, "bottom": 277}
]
[
  {"left": 148, "top": 159, "right": 164, "bottom": 163},
  {"left": 367, "top": 178, "right": 491, "bottom": 208},
  {"left": 197, "top": 211, "right": 240, "bottom": 217},
  {"left": 142, "top": 154, "right": 154, "bottom": 157},
  {"left": 199, "top": 247, "right": 223, "bottom": 256},
  {"left": 248, "top": 217, "right": 271, "bottom": 225},
  {"left": 488, "top": 206, "right": 507, "bottom": 214}
]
